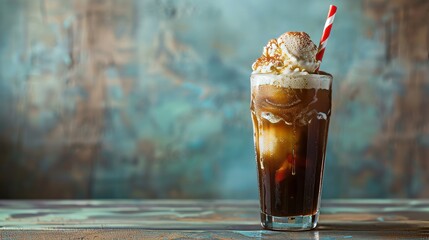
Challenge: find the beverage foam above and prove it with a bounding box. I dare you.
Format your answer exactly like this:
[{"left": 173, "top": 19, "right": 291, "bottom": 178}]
[{"left": 250, "top": 73, "right": 331, "bottom": 90}]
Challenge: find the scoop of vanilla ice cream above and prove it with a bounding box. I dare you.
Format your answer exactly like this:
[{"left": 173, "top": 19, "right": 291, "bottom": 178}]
[{"left": 252, "top": 32, "right": 320, "bottom": 74}]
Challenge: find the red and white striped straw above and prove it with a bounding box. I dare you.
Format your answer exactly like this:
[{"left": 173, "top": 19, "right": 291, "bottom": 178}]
[{"left": 315, "top": 5, "right": 337, "bottom": 72}]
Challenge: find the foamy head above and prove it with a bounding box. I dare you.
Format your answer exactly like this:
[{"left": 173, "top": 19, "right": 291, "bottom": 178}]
[{"left": 251, "top": 73, "right": 331, "bottom": 90}]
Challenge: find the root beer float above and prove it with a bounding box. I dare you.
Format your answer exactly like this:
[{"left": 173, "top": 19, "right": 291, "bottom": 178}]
[{"left": 250, "top": 27, "right": 335, "bottom": 230}]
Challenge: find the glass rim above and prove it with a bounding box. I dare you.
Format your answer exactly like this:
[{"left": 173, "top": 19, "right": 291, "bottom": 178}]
[
  {"left": 250, "top": 71, "right": 332, "bottom": 78},
  {"left": 250, "top": 71, "right": 332, "bottom": 90}
]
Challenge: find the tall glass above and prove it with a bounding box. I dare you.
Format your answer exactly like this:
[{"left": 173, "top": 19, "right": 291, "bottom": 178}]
[{"left": 250, "top": 72, "right": 332, "bottom": 231}]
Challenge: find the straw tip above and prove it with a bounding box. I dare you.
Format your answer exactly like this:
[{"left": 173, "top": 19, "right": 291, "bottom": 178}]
[{"left": 330, "top": 5, "right": 338, "bottom": 11}]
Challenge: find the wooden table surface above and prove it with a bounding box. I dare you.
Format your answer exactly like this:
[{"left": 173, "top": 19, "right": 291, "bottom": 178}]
[{"left": 0, "top": 200, "right": 428, "bottom": 239}]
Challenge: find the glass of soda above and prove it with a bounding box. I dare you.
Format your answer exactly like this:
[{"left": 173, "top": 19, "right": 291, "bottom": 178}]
[{"left": 250, "top": 72, "right": 332, "bottom": 231}]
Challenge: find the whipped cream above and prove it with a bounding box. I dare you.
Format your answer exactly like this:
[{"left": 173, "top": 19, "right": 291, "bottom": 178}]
[{"left": 252, "top": 32, "right": 320, "bottom": 74}]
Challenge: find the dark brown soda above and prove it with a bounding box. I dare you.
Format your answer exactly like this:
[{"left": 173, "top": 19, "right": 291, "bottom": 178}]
[{"left": 250, "top": 83, "right": 331, "bottom": 217}]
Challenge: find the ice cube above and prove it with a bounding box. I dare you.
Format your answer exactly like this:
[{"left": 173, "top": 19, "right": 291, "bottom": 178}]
[
  {"left": 261, "top": 112, "right": 282, "bottom": 124},
  {"left": 259, "top": 127, "right": 278, "bottom": 158},
  {"left": 258, "top": 123, "right": 293, "bottom": 161},
  {"left": 317, "top": 112, "right": 327, "bottom": 120}
]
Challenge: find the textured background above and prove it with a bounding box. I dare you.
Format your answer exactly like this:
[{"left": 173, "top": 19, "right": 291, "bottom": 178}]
[{"left": 0, "top": 0, "right": 427, "bottom": 199}]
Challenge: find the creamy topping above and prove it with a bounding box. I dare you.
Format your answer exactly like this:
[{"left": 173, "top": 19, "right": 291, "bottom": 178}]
[
  {"left": 251, "top": 73, "right": 331, "bottom": 90},
  {"left": 252, "top": 32, "right": 320, "bottom": 74}
]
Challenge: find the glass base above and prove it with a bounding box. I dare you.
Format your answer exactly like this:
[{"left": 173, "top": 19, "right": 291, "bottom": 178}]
[{"left": 260, "top": 211, "right": 319, "bottom": 231}]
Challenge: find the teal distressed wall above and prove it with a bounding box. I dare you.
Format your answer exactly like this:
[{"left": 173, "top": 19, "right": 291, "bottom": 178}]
[{"left": 0, "top": 0, "right": 428, "bottom": 199}]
